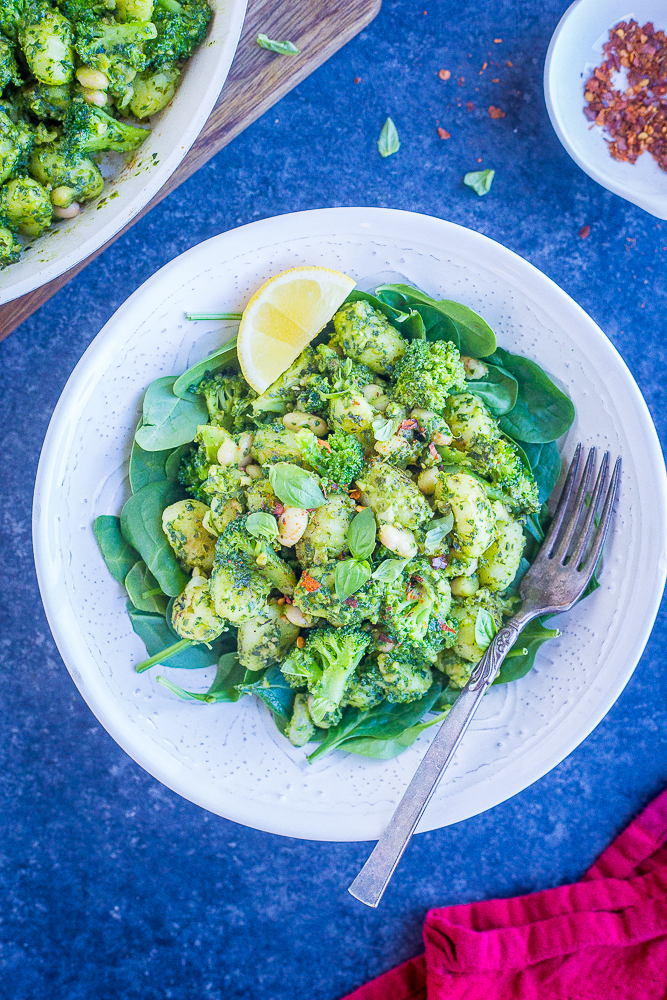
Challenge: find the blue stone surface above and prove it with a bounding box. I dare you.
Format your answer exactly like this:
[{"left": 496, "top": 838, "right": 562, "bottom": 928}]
[{"left": 1, "top": 2, "right": 666, "bottom": 997}]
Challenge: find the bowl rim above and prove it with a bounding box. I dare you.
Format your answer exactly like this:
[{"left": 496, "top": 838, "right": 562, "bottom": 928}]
[
  {"left": 0, "top": 0, "right": 248, "bottom": 306},
  {"left": 32, "top": 207, "right": 667, "bottom": 841},
  {"left": 544, "top": 0, "right": 667, "bottom": 220}
]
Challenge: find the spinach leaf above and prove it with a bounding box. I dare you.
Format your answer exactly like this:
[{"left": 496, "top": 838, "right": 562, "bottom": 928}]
[
  {"left": 494, "top": 618, "right": 561, "bottom": 684},
  {"left": 120, "top": 480, "right": 189, "bottom": 596},
  {"left": 164, "top": 444, "right": 191, "bottom": 482},
  {"left": 520, "top": 440, "right": 562, "bottom": 505},
  {"left": 378, "top": 117, "right": 400, "bottom": 157},
  {"left": 347, "top": 507, "right": 376, "bottom": 560},
  {"left": 375, "top": 284, "right": 496, "bottom": 357},
  {"left": 128, "top": 606, "right": 232, "bottom": 670},
  {"left": 135, "top": 376, "right": 208, "bottom": 451},
  {"left": 93, "top": 515, "right": 139, "bottom": 584},
  {"left": 129, "top": 440, "right": 170, "bottom": 493},
  {"left": 464, "top": 362, "right": 518, "bottom": 417},
  {"left": 335, "top": 559, "right": 372, "bottom": 601},
  {"left": 463, "top": 168, "right": 495, "bottom": 196},
  {"left": 268, "top": 463, "right": 327, "bottom": 508},
  {"left": 489, "top": 347, "right": 575, "bottom": 444},
  {"left": 257, "top": 33, "right": 299, "bottom": 55},
  {"left": 172, "top": 339, "right": 238, "bottom": 400},
  {"left": 156, "top": 652, "right": 246, "bottom": 702},
  {"left": 342, "top": 712, "right": 448, "bottom": 759},
  {"left": 125, "top": 560, "right": 168, "bottom": 615},
  {"left": 236, "top": 664, "right": 296, "bottom": 719}
]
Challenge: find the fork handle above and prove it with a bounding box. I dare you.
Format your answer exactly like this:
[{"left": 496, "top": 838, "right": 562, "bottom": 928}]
[{"left": 348, "top": 611, "right": 536, "bottom": 908}]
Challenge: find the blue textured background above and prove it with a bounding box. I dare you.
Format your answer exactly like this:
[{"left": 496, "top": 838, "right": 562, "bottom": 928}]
[{"left": 1, "top": 1, "right": 666, "bottom": 997}]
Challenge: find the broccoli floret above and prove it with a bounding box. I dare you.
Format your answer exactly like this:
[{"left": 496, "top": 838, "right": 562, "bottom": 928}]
[
  {"left": 357, "top": 460, "right": 431, "bottom": 530},
  {"left": 0, "top": 36, "right": 21, "bottom": 94},
  {"left": 64, "top": 100, "right": 148, "bottom": 153},
  {"left": 314, "top": 344, "right": 375, "bottom": 390},
  {"left": 192, "top": 368, "right": 256, "bottom": 431},
  {"left": 218, "top": 514, "right": 296, "bottom": 596},
  {"left": 209, "top": 547, "right": 271, "bottom": 625},
  {"left": 329, "top": 300, "right": 407, "bottom": 375},
  {"left": 392, "top": 340, "right": 466, "bottom": 411},
  {"left": 237, "top": 601, "right": 299, "bottom": 672},
  {"left": 29, "top": 141, "right": 104, "bottom": 204},
  {"left": 0, "top": 176, "right": 52, "bottom": 236},
  {"left": 0, "top": 109, "right": 33, "bottom": 185},
  {"left": 280, "top": 624, "right": 371, "bottom": 728},
  {"left": 341, "top": 660, "right": 385, "bottom": 710},
  {"left": 145, "top": 0, "right": 211, "bottom": 68},
  {"left": 73, "top": 19, "right": 157, "bottom": 104},
  {"left": 0, "top": 0, "right": 23, "bottom": 43},
  {"left": 380, "top": 558, "right": 452, "bottom": 653},
  {"left": 376, "top": 650, "right": 433, "bottom": 703},
  {"left": 251, "top": 346, "right": 321, "bottom": 416},
  {"left": 57, "top": 0, "right": 117, "bottom": 21},
  {"left": 20, "top": 2, "right": 75, "bottom": 86},
  {"left": 22, "top": 81, "right": 75, "bottom": 120},
  {"left": 170, "top": 574, "right": 226, "bottom": 641},
  {"left": 296, "top": 428, "right": 364, "bottom": 488},
  {"left": 0, "top": 221, "right": 20, "bottom": 265},
  {"left": 286, "top": 692, "right": 317, "bottom": 746},
  {"left": 178, "top": 424, "right": 242, "bottom": 502},
  {"left": 295, "top": 479, "right": 356, "bottom": 566},
  {"left": 202, "top": 464, "right": 249, "bottom": 504},
  {"left": 292, "top": 560, "right": 381, "bottom": 627}
]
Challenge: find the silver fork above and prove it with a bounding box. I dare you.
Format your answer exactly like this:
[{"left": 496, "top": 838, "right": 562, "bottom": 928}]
[{"left": 349, "top": 445, "right": 621, "bottom": 908}]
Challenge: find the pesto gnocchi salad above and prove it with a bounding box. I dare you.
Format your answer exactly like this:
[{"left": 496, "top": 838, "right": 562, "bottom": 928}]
[{"left": 94, "top": 275, "right": 584, "bottom": 761}]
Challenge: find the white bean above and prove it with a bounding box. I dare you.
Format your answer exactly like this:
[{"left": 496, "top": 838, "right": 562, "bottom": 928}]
[
  {"left": 237, "top": 431, "right": 254, "bottom": 467},
  {"left": 376, "top": 639, "right": 395, "bottom": 653},
  {"left": 76, "top": 66, "right": 109, "bottom": 90},
  {"left": 379, "top": 524, "right": 418, "bottom": 559},
  {"left": 216, "top": 438, "right": 238, "bottom": 466},
  {"left": 432, "top": 429, "right": 453, "bottom": 446},
  {"left": 277, "top": 506, "right": 309, "bottom": 546},
  {"left": 53, "top": 202, "right": 80, "bottom": 219},
  {"left": 245, "top": 463, "right": 262, "bottom": 479},
  {"left": 417, "top": 467, "right": 440, "bottom": 495},
  {"left": 284, "top": 604, "right": 313, "bottom": 627},
  {"left": 282, "top": 411, "right": 328, "bottom": 437},
  {"left": 462, "top": 356, "right": 488, "bottom": 380},
  {"left": 51, "top": 185, "right": 76, "bottom": 208},
  {"left": 82, "top": 89, "right": 108, "bottom": 107}
]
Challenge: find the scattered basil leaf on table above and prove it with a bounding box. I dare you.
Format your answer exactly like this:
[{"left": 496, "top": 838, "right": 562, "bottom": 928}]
[
  {"left": 157, "top": 652, "right": 246, "bottom": 702},
  {"left": 93, "top": 515, "right": 138, "bottom": 584},
  {"left": 256, "top": 33, "right": 300, "bottom": 55},
  {"left": 335, "top": 559, "right": 372, "bottom": 602},
  {"left": 378, "top": 117, "right": 400, "bottom": 157},
  {"left": 474, "top": 608, "right": 498, "bottom": 650},
  {"left": 463, "top": 168, "right": 495, "bottom": 196},
  {"left": 268, "top": 463, "right": 327, "bottom": 508},
  {"left": 120, "top": 480, "right": 189, "bottom": 596},
  {"left": 172, "top": 338, "right": 239, "bottom": 399},
  {"left": 347, "top": 507, "right": 376, "bottom": 561},
  {"left": 488, "top": 347, "right": 575, "bottom": 444},
  {"left": 494, "top": 618, "right": 561, "bottom": 684},
  {"left": 246, "top": 511, "right": 279, "bottom": 541},
  {"left": 424, "top": 514, "right": 454, "bottom": 554},
  {"left": 372, "top": 558, "right": 410, "bottom": 583},
  {"left": 125, "top": 560, "right": 168, "bottom": 615},
  {"left": 135, "top": 376, "right": 209, "bottom": 451}
]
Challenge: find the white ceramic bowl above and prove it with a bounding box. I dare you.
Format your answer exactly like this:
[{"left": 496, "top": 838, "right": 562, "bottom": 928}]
[
  {"left": 545, "top": 0, "right": 667, "bottom": 219},
  {"left": 0, "top": 0, "right": 247, "bottom": 305},
  {"left": 33, "top": 208, "right": 667, "bottom": 842}
]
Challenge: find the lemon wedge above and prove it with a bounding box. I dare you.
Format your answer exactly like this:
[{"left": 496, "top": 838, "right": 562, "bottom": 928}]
[{"left": 237, "top": 266, "right": 357, "bottom": 393}]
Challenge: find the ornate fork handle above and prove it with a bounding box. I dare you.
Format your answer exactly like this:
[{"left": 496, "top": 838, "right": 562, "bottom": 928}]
[{"left": 348, "top": 609, "right": 536, "bottom": 908}]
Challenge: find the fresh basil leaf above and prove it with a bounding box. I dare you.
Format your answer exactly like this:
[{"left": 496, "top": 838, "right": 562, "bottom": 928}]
[
  {"left": 474, "top": 608, "right": 497, "bottom": 650},
  {"left": 375, "top": 284, "right": 496, "bottom": 357},
  {"left": 127, "top": 607, "right": 223, "bottom": 669},
  {"left": 347, "top": 507, "right": 376, "bottom": 561},
  {"left": 494, "top": 618, "right": 561, "bottom": 684},
  {"left": 129, "top": 439, "right": 170, "bottom": 492},
  {"left": 236, "top": 664, "right": 296, "bottom": 718},
  {"left": 135, "top": 376, "right": 209, "bottom": 451},
  {"left": 372, "top": 557, "right": 410, "bottom": 583},
  {"left": 490, "top": 347, "right": 575, "bottom": 444},
  {"left": 424, "top": 513, "right": 454, "bottom": 554},
  {"left": 256, "top": 32, "right": 300, "bottom": 55},
  {"left": 372, "top": 415, "right": 398, "bottom": 442},
  {"left": 335, "top": 559, "right": 371, "bottom": 601},
  {"left": 125, "top": 560, "right": 168, "bottom": 615},
  {"left": 93, "top": 515, "right": 139, "bottom": 584},
  {"left": 157, "top": 652, "right": 245, "bottom": 702},
  {"left": 463, "top": 168, "right": 495, "bottom": 196},
  {"left": 120, "top": 480, "right": 189, "bottom": 597},
  {"left": 172, "top": 339, "right": 238, "bottom": 399},
  {"left": 378, "top": 117, "right": 400, "bottom": 157},
  {"left": 246, "top": 511, "right": 279, "bottom": 541},
  {"left": 268, "top": 463, "right": 327, "bottom": 508}
]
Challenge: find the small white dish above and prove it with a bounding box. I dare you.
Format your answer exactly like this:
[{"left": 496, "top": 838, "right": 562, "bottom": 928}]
[
  {"left": 545, "top": 0, "right": 667, "bottom": 219},
  {"left": 0, "top": 0, "right": 247, "bottom": 306},
  {"left": 33, "top": 208, "right": 667, "bottom": 842}
]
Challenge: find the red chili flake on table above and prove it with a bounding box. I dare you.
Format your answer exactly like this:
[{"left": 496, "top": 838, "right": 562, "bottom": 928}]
[
  {"left": 479, "top": 62, "right": 488, "bottom": 74},
  {"left": 580, "top": 225, "right": 591, "bottom": 238},
  {"left": 354, "top": 76, "right": 361, "bottom": 84},
  {"left": 437, "top": 126, "right": 451, "bottom": 139},
  {"left": 493, "top": 38, "right": 502, "bottom": 43},
  {"left": 466, "top": 102, "right": 474, "bottom": 112},
  {"left": 489, "top": 105, "right": 506, "bottom": 119},
  {"left": 492, "top": 78, "right": 500, "bottom": 83},
  {"left": 583, "top": 20, "right": 667, "bottom": 172},
  {"left": 506, "top": 59, "right": 513, "bottom": 67},
  {"left": 274, "top": 503, "right": 285, "bottom": 516},
  {"left": 300, "top": 572, "right": 321, "bottom": 593},
  {"left": 458, "top": 76, "right": 465, "bottom": 86},
  {"left": 439, "top": 68, "right": 451, "bottom": 80}
]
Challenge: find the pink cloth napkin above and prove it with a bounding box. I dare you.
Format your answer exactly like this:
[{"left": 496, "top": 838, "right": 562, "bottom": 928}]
[{"left": 343, "top": 788, "right": 667, "bottom": 999}]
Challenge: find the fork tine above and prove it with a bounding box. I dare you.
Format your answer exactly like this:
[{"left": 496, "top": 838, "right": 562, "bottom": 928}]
[
  {"left": 569, "top": 451, "right": 609, "bottom": 568},
  {"left": 551, "top": 447, "right": 596, "bottom": 563},
  {"left": 542, "top": 443, "right": 582, "bottom": 555},
  {"left": 579, "top": 456, "right": 621, "bottom": 576}
]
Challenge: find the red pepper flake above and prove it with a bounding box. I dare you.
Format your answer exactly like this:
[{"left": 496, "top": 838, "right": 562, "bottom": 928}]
[
  {"left": 429, "top": 442, "right": 439, "bottom": 459},
  {"left": 466, "top": 101, "right": 474, "bottom": 112},
  {"left": 438, "top": 68, "right": 451, "bottom": 80},
  {"left": 296, "top": 636, "right": 306, "bottom": 648},
  {"left": 458, "top": 76, "right": 465, "bottom": 86},
  {"left": 317, "top": 437, "right": 332, "bottom": 452},
  {"left": 437, "top": 126, "right": 451, "bottom": 139},
  {"left": 489, "top": 105, "right": 506, "bottom": 119},
  {"left": 344, "top": 597, "right": 359, "bottom": 608},
  {"left": 479, "top": 62, "right": 488, "bottom": 74},
  {"left": 274, "top": 503, "right": 285, "bottom": 517},
  {"left": 300, "top": 572, "right": 321, "bottom": 593},
  {"left": 431, "top": 556, "right": 448, "bottom": 569},
  {"left": 284, "top": 594, "right": 292, "bottom": 604},
  {"left": 477, "top": 157, "right": 482, "bottom": 162},
  {"left": 580, "top": 224, "right": 591, "bottom": 238},
  {"left": 493, "top": 38, "right": 502, "bottom": 43},
  {"left": 400, "top": 418, "right": 420, "bottom": 431},
  {"left": 492, "top": 78, "right": 500, "bottom": 83},
  {"left": 440, "top": 622, "right": 457, "bottom": 634},
  {"left": 348, "top": 488, "right": 361, "bottom": 499},
  {"left": 354, "top": 76, "right": 361, "bottom": 84},
  {"left": 377, "top": 632, "right": 391, "bottom": 643},
  {"left": 506, "top": 59, "right": 513, "bottom": 67},
  {"left": 583, "top": 20, "right": 667, "bottom": 173}
]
